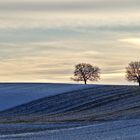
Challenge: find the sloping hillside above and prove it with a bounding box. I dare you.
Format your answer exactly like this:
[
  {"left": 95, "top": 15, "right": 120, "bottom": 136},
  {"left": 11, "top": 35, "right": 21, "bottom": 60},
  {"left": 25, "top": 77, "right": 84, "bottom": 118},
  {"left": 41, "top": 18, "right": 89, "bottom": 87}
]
[
  {"left": 0, "top": 85, "right": 140, "bottom": 123},
  {"left": 0, "top": 84, "right": 140, "bottom": 139},
  {"left": 0, "top": 83, "right": 94, "bottom": 111}
]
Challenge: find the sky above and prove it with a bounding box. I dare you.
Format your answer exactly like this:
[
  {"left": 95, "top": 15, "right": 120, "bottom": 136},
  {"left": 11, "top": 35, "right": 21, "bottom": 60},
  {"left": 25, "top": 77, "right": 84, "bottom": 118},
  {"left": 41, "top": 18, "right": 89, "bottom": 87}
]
[{"left": 0, "top": 0, "right": 140, "bottom": 84}]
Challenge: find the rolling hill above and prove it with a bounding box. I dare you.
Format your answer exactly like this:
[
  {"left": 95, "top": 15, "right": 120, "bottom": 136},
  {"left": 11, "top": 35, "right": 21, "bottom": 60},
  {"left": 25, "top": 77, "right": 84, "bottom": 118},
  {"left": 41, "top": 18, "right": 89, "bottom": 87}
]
[
  {"left": 0, "top": 84, "right": 140, "bottom": 139},
  {"left": 0, "top": 85, "right": 140, "bottom": 122},
  {"left": 0, "top": 83, "right": 94, "bottom": 111}
]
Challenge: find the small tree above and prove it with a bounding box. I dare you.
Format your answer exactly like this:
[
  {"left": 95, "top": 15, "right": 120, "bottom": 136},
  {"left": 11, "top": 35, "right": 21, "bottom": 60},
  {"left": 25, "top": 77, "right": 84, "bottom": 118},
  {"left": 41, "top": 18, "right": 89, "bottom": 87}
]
[
  {"left": 72, "top": 63, "right": 100, "bottom": 84},
  {"left": 126, "top": 61, "right": 140, "bottom": 86}
]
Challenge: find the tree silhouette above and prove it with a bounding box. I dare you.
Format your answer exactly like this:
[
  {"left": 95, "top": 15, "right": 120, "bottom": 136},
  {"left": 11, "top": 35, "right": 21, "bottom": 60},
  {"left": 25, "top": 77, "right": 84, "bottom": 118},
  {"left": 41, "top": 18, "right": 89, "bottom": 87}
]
[
  {"left": 126, "top": 61, "right": 140, "bottom": 86},
  {"left": 72, "top": 63, "right": 100, "bottom": 84}
]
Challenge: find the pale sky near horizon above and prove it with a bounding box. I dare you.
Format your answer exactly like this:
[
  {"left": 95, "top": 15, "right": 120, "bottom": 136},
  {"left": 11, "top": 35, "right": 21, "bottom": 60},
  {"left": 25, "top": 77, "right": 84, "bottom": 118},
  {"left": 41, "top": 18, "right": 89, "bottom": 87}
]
[{"left": 0, "top": 0, "right": 140, "bottom": 84}]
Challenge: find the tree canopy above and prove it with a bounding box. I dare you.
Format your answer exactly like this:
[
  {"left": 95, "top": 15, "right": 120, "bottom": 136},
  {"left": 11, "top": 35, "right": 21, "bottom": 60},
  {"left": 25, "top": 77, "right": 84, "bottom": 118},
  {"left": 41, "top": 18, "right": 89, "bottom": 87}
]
[
  {"left": 126, "top": 61, "right": 140, "bottom": 86},
  {"left": 72, "top": 63, "right": 100, "bottom": 84}
]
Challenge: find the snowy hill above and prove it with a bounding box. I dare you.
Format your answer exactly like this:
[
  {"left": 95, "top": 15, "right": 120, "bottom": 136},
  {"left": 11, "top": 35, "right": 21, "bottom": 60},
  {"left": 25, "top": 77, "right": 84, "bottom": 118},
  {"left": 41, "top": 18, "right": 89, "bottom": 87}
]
[
  {"left": 0, "top": 83, "right": 94, "bottom": 111},
  {"left": 0, "top": 84, "right": 140, "bottom": 139},
  {"left": 0, "top": 85, "right": 140, "bottom": 123}
]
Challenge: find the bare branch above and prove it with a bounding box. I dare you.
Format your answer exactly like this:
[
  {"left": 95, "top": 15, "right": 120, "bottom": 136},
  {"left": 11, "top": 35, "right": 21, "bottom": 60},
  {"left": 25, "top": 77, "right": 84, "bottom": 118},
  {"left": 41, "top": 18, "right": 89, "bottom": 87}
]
[
  {"left": 71, "top": 63, "right": 100, "bottom": 84},
  {"left": 126, "top": 61, "right": 140, "bottom": 86}
]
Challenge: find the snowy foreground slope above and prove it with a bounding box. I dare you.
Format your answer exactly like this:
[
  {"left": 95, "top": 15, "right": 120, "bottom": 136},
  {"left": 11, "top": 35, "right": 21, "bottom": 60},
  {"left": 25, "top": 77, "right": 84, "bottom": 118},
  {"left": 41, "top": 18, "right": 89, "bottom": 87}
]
[
  {"left": 0, "top": 84, "right": 140, "bottom": 139},
  {"left": 1, "top": 120, "right": 140, "bottom": 140}
]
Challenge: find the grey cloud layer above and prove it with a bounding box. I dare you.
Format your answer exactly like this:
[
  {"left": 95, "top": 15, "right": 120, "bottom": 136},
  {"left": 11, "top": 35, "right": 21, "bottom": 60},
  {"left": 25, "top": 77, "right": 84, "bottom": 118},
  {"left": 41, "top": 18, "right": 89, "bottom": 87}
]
[
  {"left": 0, "top": 0, "right": 140, "bottom": 12},
  {"left": 0, "top": 25, "right": 140, "bottom": 44}
]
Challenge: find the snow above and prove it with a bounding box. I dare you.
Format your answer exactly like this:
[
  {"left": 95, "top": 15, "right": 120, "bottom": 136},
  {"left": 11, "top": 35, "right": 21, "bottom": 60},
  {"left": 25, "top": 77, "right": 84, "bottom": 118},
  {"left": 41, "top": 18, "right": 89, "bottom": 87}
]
[
  {"left": 0, "top": 83, "right": 95, "bottom": 111},
  {"left": 0, "top": 84, "right": 139, "bottom": 139},
  {"left": 1, "top": 119, "right": 140, "bottom": 140}
]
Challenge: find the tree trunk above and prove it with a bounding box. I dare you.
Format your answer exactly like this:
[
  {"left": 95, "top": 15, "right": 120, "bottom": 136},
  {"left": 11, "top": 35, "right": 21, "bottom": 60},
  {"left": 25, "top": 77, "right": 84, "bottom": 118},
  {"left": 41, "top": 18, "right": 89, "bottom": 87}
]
[
  {"left": 84, "top": 80, "right": 87, "bottom": 85},
  {"left": 138, "top": 78, "right": 140, "bottom": 86}
]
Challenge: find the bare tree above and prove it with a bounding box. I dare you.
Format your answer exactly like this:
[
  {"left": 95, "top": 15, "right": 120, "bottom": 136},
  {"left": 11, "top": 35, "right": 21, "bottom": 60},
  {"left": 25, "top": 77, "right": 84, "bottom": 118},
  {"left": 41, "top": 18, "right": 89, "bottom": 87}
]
[
  {"left": 126, "top": 61, "right": 140, "bottom": 86},
  {"left": 72, "top": 63, "right": 100, "bottom": 84}
]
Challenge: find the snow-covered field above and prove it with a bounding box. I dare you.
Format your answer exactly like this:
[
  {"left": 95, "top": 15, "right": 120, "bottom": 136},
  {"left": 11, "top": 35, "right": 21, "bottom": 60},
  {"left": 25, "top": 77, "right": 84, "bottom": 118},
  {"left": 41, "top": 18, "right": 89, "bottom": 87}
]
[
  {"left": 0, "top": 83, "right": 95, "bottom": 111},
  {"left": 0, "top": 83, "right": 140, "bottom": 140},
  {"left": 1, "top": 120, "right": 140, "bottom": 140}
]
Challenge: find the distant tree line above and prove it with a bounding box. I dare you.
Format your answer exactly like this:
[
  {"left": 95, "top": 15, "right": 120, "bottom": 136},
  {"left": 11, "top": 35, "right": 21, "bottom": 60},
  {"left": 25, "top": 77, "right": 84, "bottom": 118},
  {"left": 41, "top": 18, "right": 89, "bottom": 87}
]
[{"left": 72, "top": 61, "right": 140, "bottom": 86}]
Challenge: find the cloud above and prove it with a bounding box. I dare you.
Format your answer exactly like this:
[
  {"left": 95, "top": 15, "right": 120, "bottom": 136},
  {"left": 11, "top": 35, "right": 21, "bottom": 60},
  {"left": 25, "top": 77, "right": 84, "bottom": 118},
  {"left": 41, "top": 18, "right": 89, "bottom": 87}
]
[
  {"left": 119, "top": 38, "right": 140, "bottom": 46},
  {"left": 0, "top": 0, "right": 139, "bottom": 84},
  {"left": 0, "top": 36, "right": 138, "bottom": 83},
  {"left": 0, "top": 0, "right": 139, "bottom": 12}
]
